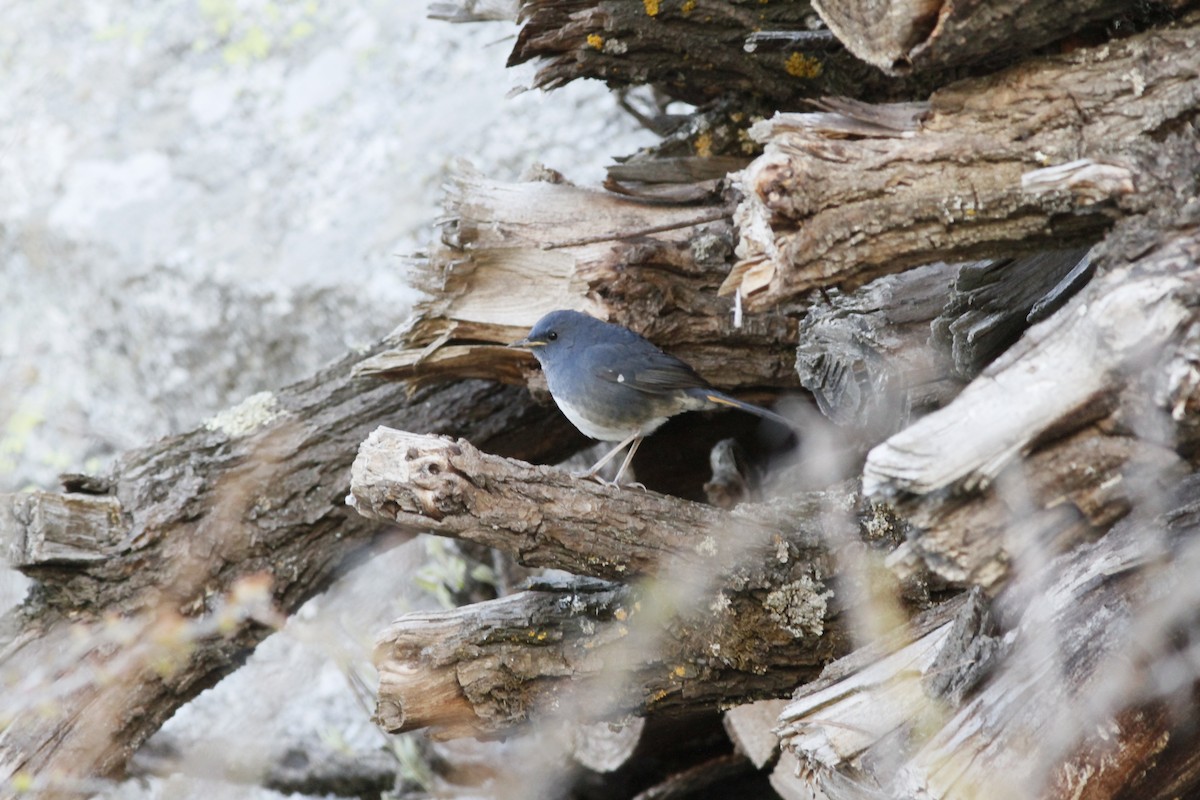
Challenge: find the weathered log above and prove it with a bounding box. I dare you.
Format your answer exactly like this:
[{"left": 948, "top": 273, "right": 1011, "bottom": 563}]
[
  {"left": 811, "top": 0, "right": 1182, "bottom": 76},
  {"left": 796, "top": 261, "right": 959, "bottom": 432},
  {"left": 796, "top": 249, "right": 1092, "bottom": 437},
  {"left": 354, "top": 167, "right": 800, "bottom": 396},
  {"left": 0, "top": 349, "right": 578, "bottom": 787},
  {"left": 776, "top": 475, "right": 1200, "bottom": 798},
  {"left": 350, "top": 427, "right": 831, "bottom": 581},
  {"left": 931, "top": 247, "right": 1093, "bottom": 378},
  {"left": 355, "top": 427, "right": 952, "bottom": 739},
  {"left": 771, "top": 590, "right": 989, "bottom": 797},
  {"left": 865, "top": 225, "right": 1195, "bottom": 588},
  {"left": 891, "top": 427, "right": 1185, "bottom": 589},
  {"left": 724, "top": 19, "right": 1200, "bottom": 307},
  {"left": 865, "top": 226, "right": 1200, "bottom": 498},
  {"left": 372, "top": 569, "right": 849, "bottom": 739},
  {"left": 509, "top": 0, "right": 949, "bottom": 108}
]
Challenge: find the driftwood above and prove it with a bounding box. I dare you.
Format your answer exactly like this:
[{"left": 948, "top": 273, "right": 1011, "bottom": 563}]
[{"left": 725, "top": 19, "right": 1200, "bottom": 308}]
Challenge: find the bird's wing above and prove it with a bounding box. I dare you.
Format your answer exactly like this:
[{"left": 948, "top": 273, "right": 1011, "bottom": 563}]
[{"left": 589, "top": 343, "right": 709, "bottom": 394}]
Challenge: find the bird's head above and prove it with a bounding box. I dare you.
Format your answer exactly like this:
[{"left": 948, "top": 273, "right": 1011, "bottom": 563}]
[{"left": 508, "top": 309, "right": 597, "bottom": 362}]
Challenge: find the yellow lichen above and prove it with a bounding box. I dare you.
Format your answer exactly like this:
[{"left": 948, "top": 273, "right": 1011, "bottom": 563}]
[
  {"left": 644, "top": 0, "right": 660, "bottom": 16},
  {"left": 785, "top": 51, "right": 823, "bottom": 79},
  {"left": 223, "top": 25, "right": 271, "bottom": 65},
  {"left": 614, "top": 607, "right": 628, "bottom": 621},
  {"left": 681, "top": 0, "right": 696, "bottom": 14},
  {"left": 694, "top": 131, "right": 713, "bottom": 158},
  {"left": 204, "top": 391, "right": 283, "bottom": 437},
  {"left": 673, "top": 665, "right": 687, "bottom": 678},
  {"left": 586, "top": 33, "right": 604, "bottom": 50}
]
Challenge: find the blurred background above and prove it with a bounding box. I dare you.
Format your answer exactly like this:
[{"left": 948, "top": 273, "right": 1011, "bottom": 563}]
[{"left": 0, "top": 2, "right": 657, "bottom": 796}]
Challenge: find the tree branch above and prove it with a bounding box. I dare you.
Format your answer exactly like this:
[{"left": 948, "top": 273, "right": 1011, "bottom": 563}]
[
  {"left": 0, "top": 353, "right": 576, "bottom": 786},
  {"left": 350, "top": 427, "right": 838, "bottom": 580}
]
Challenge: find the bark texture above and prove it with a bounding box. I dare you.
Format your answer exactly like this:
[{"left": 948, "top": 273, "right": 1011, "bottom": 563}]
[
  {"left": 6, "top": 0, "right": 1200, "bottom": 795},
  {"left": 0, "top": 350, "right": 574, "bottom": 788},
  {"left": 779, "top": 478, "right": 1200, "bottom": 799},
  {"left": 725, "top": 19, "right": 1200, "bottom": 308},
  {"left": 352, "top": 430, "right": 935, "bottom": 738},
  {"left": 510, "top": 0, "right": 942, "bottom": 107},
  {"left": 372, "top": 572, "right": 846, "bottom": 739},
  {"left": 811, "top": 0, "right": 1183, "bottom": 75},
  {"left": 355, "top": 168, "right": 800, "bottom": 397}
]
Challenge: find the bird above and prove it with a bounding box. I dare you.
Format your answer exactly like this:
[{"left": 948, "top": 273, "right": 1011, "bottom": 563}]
[{"left": 509, "top": 309, "right": 794, "bottom": 487}]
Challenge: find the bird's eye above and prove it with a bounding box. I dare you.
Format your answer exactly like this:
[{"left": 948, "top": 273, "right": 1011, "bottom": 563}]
[{"left": 547, "top": 331, "right": 558, "bottom": 341}]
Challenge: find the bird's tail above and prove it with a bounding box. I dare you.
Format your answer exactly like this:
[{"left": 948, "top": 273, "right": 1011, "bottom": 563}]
[{"left": 693, "top": 389, "right": 797, "bottom": 432}]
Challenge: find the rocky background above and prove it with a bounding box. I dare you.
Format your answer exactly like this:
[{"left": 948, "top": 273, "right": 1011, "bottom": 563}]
[{"left": 0, "top": 2, "right": 655, "bottom": 797}]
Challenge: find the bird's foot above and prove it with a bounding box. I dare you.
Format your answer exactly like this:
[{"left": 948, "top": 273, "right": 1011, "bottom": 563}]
[{"left": 571, "top": 470, "right": 646, "bottom": 491}]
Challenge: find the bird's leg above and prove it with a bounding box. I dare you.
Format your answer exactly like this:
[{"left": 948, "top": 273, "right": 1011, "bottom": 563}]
[
  {"left": 575, "top": 433, "right": 640, "bottom": 484},
  {"left": 610, "top": 436, "right": 644, "bottom": 487}
]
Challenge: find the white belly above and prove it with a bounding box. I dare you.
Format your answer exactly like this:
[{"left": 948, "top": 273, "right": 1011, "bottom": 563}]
[{"left": 554, "top": 395, "right": 667, "bottom": 442}]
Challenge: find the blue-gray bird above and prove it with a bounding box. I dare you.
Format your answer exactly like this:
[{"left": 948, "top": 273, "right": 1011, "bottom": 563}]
[{"left": 510, "top": 310, "right": 793, "bottom": 486}]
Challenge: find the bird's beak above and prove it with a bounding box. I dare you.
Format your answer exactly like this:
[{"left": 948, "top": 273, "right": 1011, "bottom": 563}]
[{"left": 508, "top": 337, "right": 545, "bottom": 349}]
